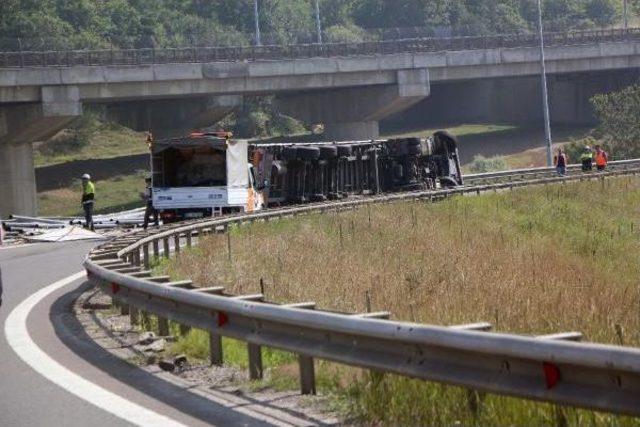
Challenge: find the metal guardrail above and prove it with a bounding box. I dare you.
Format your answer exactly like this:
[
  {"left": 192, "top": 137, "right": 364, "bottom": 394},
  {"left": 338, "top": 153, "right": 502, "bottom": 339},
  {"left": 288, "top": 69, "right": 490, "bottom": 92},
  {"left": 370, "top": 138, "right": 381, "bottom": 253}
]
[
  {"left": 85, "top": 166, "right": 640, "bottom": 416},
  {"left": 3, "top": 27, "right": 640, "bottom": 68},
  {"left": 464, "top": 158, "right": 640, "bottom": 183}
]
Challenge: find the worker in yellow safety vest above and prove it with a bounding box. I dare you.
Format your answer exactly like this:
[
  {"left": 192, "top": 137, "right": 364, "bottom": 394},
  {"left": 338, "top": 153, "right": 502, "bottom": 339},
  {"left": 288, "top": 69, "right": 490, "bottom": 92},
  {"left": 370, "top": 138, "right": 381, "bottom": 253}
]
[
  {"left": 580, "top": 146, "right": 593, "bottom": 171},
  {"left": 594, "top": 145, "right": 608, "bottom": 171},
  {"left": 81, "top": 173, "right": 95, "bottom": 231}
]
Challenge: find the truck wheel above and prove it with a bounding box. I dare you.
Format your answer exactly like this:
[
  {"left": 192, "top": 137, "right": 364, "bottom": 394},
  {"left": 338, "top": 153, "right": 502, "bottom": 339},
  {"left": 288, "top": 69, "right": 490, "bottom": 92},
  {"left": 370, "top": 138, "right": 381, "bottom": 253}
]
[
  {"left": 337, "top": 145, "right": 353, "bottom": 157},
  {"left": 283, "top": 146, "right": 298, "bottom": 161},
  {"left": 407, "top": 144, "right": 422, "bottom": 156},
  {"left": 297, "top": 146, "right": 321, "bottom": 161},
  {"left": 319, "top": 146, "right": 338, "bottom": 160}
]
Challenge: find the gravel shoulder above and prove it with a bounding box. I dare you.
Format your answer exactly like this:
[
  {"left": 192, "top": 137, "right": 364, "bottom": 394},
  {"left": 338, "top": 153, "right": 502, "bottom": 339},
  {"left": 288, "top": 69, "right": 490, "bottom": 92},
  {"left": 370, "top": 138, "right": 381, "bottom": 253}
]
[{"left": 74, "top": 287, "right": 342, "bottom": 427}]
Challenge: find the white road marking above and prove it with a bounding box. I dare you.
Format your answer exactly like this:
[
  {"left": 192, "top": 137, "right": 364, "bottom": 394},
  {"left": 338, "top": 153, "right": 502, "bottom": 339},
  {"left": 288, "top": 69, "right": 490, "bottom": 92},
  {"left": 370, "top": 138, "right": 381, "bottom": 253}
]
[{"left": 4, "top": 271, "right": 188, "bottom": 427}]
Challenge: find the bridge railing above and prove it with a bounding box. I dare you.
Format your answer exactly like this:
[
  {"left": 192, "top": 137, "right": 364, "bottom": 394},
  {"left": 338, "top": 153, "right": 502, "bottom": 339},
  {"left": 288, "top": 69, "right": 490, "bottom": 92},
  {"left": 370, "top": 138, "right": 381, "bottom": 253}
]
[{"left": 2, "top": 27, "right": 640, "bottom": 68}]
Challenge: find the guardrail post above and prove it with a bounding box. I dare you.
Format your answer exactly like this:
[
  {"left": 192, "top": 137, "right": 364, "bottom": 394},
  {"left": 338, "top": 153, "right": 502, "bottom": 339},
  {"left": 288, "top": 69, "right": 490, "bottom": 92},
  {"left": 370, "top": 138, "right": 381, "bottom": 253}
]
[
  {"left": 179, "top": 324, "right": 191, "bottom": 336},
  {"left": 157, "top": 316, "right": 169, "bottom": 336},
  {"left": 298, "top": 355, "right": 316, "bottom": 395},
  {"left": 132, "top": 249, "right": 141, "bottom": 266},
  {"left": 152, "top": 239, "right": 159, "bottom": 258},
  {"left": 209, "top": 332, "right": 223, "bottom": 366},
  {"left": 143, "top": 243, "right": 150, "bottom": 269},
  {"left": 186, "top": 230, "right": 192, "bottom": 248},
  {"left": 141, "top": 310, "right": 151, "bottom": 330},
  {"left": 163, "top": 238, "right": 170, "bottom": 258},
  {"left": 130, "top": 306, "right": 140, "bottom": 328},
  {"left": 248, "top": 343, "right": 263, "bottom": 380},
  {"left": 174, "top": 234, "right": 181, "bottom": 254}
]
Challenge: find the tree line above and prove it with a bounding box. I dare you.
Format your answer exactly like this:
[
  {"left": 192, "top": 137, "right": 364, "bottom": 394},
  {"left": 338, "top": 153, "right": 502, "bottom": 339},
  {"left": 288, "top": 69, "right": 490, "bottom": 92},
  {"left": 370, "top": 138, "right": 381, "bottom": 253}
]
[{"left": 0, "top": 0, "right": 633, "bottom": 50}]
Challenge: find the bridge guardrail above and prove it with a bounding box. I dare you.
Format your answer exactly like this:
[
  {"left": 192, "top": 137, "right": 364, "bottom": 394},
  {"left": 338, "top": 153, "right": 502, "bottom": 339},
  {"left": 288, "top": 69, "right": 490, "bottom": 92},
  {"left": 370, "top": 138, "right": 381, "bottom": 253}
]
[
  {"left": 85, "top": 164, "right": 640, "bottom": 416},
  {"left": 2, "top": 27, "right": 640, "bottom": 68}
]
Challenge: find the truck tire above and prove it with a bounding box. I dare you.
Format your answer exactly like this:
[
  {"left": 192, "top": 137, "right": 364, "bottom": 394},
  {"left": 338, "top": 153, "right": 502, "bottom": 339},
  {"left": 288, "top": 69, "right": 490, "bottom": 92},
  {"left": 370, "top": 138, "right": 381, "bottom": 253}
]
[
  {"left": 283, "top": 146, "right": 298, "bottom": 161},
  {"left": 297, "top": 146, "right": 321, "bottom": 161},
  {"left": 407, "top": 144, "right": 422, "bottom": 156},
  {"left": 337, "top": 145, "right": 353, "bottom": 157},
  {"left": 319, "top": 145, "right": 338, "bottom": 160}
]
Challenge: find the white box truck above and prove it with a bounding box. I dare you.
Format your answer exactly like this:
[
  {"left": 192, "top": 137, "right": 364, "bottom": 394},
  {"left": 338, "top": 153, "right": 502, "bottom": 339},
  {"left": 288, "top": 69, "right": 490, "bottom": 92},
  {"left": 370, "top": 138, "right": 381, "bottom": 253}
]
[{"left": 151, "top": 133, "right": 264, "bottom": 222}]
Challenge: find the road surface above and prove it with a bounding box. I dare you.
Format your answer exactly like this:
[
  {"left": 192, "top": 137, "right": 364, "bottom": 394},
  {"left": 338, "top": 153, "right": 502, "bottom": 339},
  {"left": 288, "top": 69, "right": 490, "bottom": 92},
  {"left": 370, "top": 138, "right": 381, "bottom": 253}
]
[{"left": 0, "top": 241, "right": 304, "bottom": 427}]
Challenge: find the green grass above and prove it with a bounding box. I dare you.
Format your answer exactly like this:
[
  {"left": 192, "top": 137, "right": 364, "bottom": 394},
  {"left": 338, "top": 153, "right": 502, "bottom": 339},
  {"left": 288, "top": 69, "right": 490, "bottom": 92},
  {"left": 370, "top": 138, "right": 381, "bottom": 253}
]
[
  {"left": 38, "top": 171, "right": 146, "bottom": 216},
  {"left": 383, "top": 123, "right": 517, "bottom": 140},
  {"left": 33, "top": 118, "right": 147, "bottom": 167},
  {"left": 162, "top": 175, "right": 640, "bottom": 426}
]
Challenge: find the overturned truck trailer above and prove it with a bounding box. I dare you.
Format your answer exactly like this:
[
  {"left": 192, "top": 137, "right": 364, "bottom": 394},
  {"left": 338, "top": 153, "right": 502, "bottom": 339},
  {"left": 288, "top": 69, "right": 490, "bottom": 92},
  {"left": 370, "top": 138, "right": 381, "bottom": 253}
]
[{"left": 150, "top": 131, "right": 462, "bottom": 221}]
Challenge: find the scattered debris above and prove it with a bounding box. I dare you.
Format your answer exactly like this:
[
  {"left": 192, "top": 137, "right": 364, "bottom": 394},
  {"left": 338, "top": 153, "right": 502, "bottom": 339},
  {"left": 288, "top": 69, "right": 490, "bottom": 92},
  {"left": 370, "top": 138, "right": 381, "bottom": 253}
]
[
  {"left": 158, "top": 359, "right": 176, "bottom": 372},
  {"left": 137, "top": 331, "right": 157, "bottom": 346},
  {"left": 1, "top": 207, "right": 155, "bottom": 246},
  {"left": 81, "top": 301, "right": 112, "bottom": 310}
]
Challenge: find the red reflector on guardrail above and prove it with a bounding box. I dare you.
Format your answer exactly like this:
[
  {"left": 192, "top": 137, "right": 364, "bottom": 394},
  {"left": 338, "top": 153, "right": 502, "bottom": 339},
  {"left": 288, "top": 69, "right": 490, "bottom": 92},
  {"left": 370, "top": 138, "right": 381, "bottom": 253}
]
[
  {"left": 543, "top": 362, "right": 561, "bottom": 389},
  {"left": 111, "top": 283, "right": 121, "bottom": 294},
  {"left": 218, "top": 312, "right": 229, "bottom": 327}
]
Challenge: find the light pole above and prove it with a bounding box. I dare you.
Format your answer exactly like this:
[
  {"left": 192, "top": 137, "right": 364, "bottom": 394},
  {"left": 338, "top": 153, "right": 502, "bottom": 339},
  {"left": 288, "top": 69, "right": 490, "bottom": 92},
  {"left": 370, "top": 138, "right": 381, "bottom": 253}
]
[
  {"left": 537, "top": 0, "right": 553, "bottom": 166},
  {"left": 253, "top": 0, "right": 261, "bottom": 46},
  {"left": 314, "top": 0, "right": 323, "bottom": 44}
]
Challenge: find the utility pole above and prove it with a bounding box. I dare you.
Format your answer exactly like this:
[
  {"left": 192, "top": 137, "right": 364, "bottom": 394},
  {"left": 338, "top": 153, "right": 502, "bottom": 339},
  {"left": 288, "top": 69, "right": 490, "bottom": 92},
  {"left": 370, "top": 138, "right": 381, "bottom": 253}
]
[
  {"left": 314, "top": 0, "right": 323, "bottom": 44},
  {"left": 624, "top": 0, "right": 629, "bottom": 30},
  {"left": 253, "top": 0, "right": 261, "bottom": 46},
  {"left": 537, "top": 0, "right": 553, "bottom": 166}
]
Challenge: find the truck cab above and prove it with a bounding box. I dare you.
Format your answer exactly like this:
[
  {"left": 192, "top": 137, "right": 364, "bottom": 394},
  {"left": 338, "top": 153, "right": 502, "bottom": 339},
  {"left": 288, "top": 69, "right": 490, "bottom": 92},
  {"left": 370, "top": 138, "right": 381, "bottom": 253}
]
[{"left": 150, "top": 133, "right": 264, "bottom": 222}]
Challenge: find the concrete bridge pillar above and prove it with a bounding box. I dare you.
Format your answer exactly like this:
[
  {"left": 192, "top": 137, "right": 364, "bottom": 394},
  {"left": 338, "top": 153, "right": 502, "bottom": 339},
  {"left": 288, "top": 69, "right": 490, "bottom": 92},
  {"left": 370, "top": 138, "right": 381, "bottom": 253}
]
[
  {"left": 278, "top": 69, "right": 430, "bottom": 140},
  {"left": 0, "top": 85, "right": 82, "bottom": 217},
  {"left": 0, "top": 143, "right": 37, "bottom": 218}
]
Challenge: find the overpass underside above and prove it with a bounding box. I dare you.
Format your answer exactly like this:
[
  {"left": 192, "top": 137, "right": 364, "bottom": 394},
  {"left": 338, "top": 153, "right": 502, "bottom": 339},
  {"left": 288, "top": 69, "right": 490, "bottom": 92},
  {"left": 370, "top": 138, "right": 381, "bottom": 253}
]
[{"left": 389, "top": 69, "right": 640, "bottom": 129}]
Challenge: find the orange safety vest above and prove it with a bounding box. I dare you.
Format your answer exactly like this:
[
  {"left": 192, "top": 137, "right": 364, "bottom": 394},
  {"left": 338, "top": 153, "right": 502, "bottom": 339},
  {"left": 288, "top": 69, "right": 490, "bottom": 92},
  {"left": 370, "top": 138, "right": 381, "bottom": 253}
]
[{"left": 595, "top": 151, "right": 607, "bottom": 166}]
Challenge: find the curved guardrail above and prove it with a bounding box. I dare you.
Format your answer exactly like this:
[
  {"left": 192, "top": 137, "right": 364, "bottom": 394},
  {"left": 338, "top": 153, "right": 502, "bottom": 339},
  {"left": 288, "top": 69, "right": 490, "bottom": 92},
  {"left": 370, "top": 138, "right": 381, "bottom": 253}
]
[
  {"left": 85, "top": 165, "right": 640, "bottom": 416},
  {"left": 3, "top": 27, "right": 640, "bottom": 68}
]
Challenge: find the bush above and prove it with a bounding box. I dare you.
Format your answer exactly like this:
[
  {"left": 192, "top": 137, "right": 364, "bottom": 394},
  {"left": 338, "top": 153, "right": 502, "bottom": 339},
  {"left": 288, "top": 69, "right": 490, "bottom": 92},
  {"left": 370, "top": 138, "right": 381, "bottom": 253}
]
[{"left": 468, "top": 155, "right": 507, "bottom": 173}]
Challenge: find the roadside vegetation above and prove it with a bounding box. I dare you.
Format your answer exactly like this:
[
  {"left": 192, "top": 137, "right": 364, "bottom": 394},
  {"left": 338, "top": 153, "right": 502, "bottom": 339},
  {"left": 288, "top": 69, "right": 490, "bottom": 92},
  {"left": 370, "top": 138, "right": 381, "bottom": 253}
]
[
  {"left": 158, "top": 175, "right": 640, "bottom": 425},
  {"left": 1, "top": 0, "right": 628, "bottom": 50},
  {"left": 34, "top": 112, "right": 147, "bottom": 167},
  {"left": 38, "top": 172, "right": 147, "bottom": 217}
]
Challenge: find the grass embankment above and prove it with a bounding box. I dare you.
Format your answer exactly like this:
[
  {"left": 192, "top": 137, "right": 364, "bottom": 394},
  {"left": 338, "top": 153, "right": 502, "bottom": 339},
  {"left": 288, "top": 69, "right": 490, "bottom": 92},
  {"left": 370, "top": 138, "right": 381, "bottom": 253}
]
[
  {"left": 160, "top": 176, "right": 640, "bottom": 425},
  {"left": 34, "top": 116, "right": 147, "bottom": 167},
  {"left": 38, "top": 172, "right": 147, "bottom": 216},
  {"left": 35, "top": 113, "right": 149, "bottom": 216}
]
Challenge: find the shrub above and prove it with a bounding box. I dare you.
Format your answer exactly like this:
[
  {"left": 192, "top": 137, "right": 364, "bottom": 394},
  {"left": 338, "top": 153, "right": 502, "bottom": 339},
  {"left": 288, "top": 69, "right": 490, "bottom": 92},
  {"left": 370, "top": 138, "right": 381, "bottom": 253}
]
[{"left": 468, "top": 155, "right": 507, "bottom": 173}]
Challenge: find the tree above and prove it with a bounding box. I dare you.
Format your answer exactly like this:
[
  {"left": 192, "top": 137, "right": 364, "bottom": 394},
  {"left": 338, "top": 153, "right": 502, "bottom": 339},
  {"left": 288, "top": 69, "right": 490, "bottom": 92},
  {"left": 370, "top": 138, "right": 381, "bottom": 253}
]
[
  {"left": 591, "top": 83, "right": 640, "bottom": 157},
  {"left": 585, "top": 0, "right": 619, "bottom": 27}
]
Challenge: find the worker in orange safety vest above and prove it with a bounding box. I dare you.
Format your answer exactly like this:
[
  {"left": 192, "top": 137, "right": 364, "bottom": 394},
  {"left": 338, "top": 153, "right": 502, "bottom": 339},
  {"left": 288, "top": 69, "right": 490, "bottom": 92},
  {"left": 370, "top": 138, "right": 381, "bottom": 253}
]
[{"left": 594, "top": 145, "right": 608, "bottom": 171}]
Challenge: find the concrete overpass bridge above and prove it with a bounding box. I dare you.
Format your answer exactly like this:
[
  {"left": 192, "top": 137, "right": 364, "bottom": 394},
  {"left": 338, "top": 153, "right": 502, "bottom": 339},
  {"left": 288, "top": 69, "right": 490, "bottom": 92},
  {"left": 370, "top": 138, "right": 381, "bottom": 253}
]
[{"left": 1, "top": 28, "right": 640, "bottom": 217}]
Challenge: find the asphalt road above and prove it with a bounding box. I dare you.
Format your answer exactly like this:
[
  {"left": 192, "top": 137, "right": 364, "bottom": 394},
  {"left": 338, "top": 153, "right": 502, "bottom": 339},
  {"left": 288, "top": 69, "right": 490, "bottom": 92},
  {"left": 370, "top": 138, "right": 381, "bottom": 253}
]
[{"left": 0, "top": 241, "right": 291, "bottom": 427}]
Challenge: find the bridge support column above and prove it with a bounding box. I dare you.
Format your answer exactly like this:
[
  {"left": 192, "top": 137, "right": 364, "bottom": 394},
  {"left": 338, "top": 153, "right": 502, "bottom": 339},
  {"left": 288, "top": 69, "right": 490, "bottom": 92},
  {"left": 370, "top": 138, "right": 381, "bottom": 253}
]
[
  {"left": 0, "top": 143, "right": 37, "bottom": 217},
  {"left": 0, "top": 85, "right": 82, "bottom": 217},
  {"left": 278, "top": 69, "right": 430, "bottom": 141}
]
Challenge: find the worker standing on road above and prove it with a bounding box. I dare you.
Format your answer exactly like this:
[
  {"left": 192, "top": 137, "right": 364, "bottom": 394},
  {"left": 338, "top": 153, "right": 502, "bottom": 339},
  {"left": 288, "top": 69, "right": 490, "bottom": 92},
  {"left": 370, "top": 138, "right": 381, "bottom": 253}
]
[
  {"left": 554, "top": 148, "right": 568, "bottom": 176},
  {"left": 580, "top": 146, "right": 593, "bottom": 171},
  {"left": 142, "top": 176, "right": 159, "bottom": 229},
  {"left": 594, "top": 145, "right": 608, "bottom": 171},
  {"left": 81, "top": 173, "right": 95, "bottom": 231}
]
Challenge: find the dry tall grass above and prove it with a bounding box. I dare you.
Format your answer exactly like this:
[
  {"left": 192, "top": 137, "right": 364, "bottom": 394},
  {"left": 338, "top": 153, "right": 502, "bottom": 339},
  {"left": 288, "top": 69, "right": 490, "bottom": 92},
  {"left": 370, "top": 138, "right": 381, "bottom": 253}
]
[
  {"left": 166, "top": 175, "right": 640, "bottom": 425},
  {"left": 171, "top": 176, "right": 640, "bottom": 346}
]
